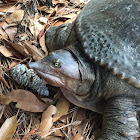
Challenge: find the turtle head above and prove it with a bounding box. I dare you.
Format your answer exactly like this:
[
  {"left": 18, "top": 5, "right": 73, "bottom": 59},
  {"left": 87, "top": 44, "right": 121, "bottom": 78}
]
[
  {"left": 29, "top": 50, "right": 94, "bottom": 95},
  {"left": 28, "top": 49, "right": 94, "bottom": 96}
]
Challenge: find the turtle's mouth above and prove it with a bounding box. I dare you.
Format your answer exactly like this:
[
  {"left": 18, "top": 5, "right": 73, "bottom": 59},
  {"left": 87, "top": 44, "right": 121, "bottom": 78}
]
[
  {"left": 34, "top": 70, "right": 65, "bottom": 87},
  {"left": 35, "top": 70, "right": 89, "bottom": 99}
]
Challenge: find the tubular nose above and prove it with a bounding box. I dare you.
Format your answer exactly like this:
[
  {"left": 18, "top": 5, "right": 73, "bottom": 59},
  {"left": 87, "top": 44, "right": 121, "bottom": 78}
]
[{"left": 28, "top": 62, "right": 39, "bottom": 69}]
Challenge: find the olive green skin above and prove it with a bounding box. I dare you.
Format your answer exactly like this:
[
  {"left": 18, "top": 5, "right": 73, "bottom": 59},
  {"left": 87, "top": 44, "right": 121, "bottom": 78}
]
[{"left": 30, "top": 0, "right": 140, "bottom": 139}]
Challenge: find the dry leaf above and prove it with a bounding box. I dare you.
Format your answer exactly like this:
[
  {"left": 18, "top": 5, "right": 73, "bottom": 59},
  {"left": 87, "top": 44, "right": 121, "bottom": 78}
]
[
  {"left": 0, "top": 45, "right": 13, "bottom": 57},
  {"left": 0, "top": 22, "right": 8, "bottom": 38},
  {"left": 64, "top": 15, "right": 78, "bottom": 24},
  {"left": 71, "top": 108, "right": 87, "bottom": 136},
  {"left": 52, "top": 122, "right": 66, "bottom": 137},
  {"left": 0, "top": 74, "right": 9, "bottom": 88},
  {"left": 61, "top": 13, "right": 79, "bottom": 19},
  {"left": 73, "top": 108, "right": 86, "bottom": 122},
  {"left": 5, "top": 10, "right": 24, "bottom": 24},
  {"left": 52, "top": 0, "right": 62, "bottom": 4},
  {"left": 39, "top": 34, "right": 48, "bottom": 55},
  {"left": 45, "top": 136, "right": 63, "bottom": 140},
  {"left": 38, "top": 6, "right": 56, "bottom": 15},
  {"left": 14, "top": 33, "right": 28, "bottom": 42},
  {"left": 8, "top": 41, "right": 30, "bottom": 57},
  {"left": 23, "top": 42, "right": 44, "bottom": 60},
  {"left": 53, "top": 96, "right": 70, "bottom": 122},
  {"left": 39, "top": 105, "right": 57, "bottom": 137},
  {"left": 9, "top": 61, "right": 18, "bottom": 69},
  {"left": 38, "top": 29, "right": 44, "bottom": 40},
  {"left": 73, "top": 133, "right": 83, "bottom": 140},
  {"left": 0, "top": 4, "right": 18, "bottom": 12},
  {"left": 52, "top": 12, "right": 79, "bottom": 26},
  {"left": 5, "top": 44, "right": 23, "bottom": 58},
  {"left": 29, "top": 16, "right": 46, "bottom": 38},
  {"left": 0, "top": 116, "right": 17, "bottom": 140},
  {"left": 4, "top": 26, "right": 17, "bottom": 41},
  {"left": 0, "top": 29, "right": 8, "bottom": 39},
  {"left": 53, "top": 21, "right": 65, "bottom": 26},
  {"left": 39, "top": 17, "right": 48, "bottom": 24},
  {"left": 0, "top": 89, "right": 48, "bottom": 112},
  {"left": 31, "top": 117, "right": 40, "bottom": 130}
]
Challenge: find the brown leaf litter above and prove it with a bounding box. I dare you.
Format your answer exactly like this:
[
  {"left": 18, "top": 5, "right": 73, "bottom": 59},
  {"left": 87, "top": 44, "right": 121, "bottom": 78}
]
[{"left": 0, "top": 0, "right": 103, "bottom": 139}]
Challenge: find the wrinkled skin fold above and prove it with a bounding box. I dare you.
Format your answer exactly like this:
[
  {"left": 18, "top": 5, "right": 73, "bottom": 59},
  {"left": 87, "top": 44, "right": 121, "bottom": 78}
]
[{"left": 29, "top": 0, "right": 140, "bottom": 139}]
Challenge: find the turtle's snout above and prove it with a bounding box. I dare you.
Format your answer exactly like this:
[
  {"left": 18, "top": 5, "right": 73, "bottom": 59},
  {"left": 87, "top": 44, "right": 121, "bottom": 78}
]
[{"left": 28, "top": 62, "right": 39, "bottom": 70}]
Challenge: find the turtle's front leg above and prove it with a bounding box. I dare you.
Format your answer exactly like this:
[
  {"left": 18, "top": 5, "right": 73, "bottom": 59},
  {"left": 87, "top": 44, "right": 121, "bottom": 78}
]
[{"left": 99, "top": 97, "right": 139, "bottom": 140}]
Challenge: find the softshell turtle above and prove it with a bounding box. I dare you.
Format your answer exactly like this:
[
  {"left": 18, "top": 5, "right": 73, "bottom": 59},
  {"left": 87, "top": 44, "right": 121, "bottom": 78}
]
[{"left": 29, "top": 0, "right": 140, "bottom": 139}]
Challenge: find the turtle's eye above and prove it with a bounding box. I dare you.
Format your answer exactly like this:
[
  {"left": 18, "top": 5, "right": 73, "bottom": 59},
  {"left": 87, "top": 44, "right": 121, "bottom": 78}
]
[{"left": 52, "top": 59, "right": 62, "bottom": 68}]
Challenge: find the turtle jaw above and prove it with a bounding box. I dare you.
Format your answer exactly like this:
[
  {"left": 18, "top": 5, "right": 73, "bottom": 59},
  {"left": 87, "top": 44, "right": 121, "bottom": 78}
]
[
  {"left": 28, "top": 61, "right": 89, "bottom": 97},
  {"left": 28, "top": 61, "right": 81, "bottom": 92},
  {"left": 28, "top": 61, "right": 65, "bottom": 87},
  {"left": 33, "top": 69, "right": 65, "bottom": 87}
]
